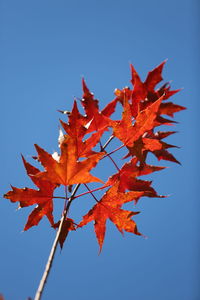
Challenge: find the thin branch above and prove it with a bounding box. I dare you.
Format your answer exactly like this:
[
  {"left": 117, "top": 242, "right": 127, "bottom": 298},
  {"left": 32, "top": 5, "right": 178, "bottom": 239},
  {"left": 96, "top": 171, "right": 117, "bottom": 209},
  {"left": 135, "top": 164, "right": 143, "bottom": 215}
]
[
  {"left": 74, "top": 184, "right": 110, "bottom": 200},
  {"left": 102, "top": 135, "right": 114, "bottom": 150},
  {"left": 101, "top": 144, "right": 125, "bottom": 159},
  {"left": 106, "top": 153, "right": 120, "bottom": 171},
  {"left": 84, "top": 184, "right": 100, "bottom": 203},
  {"left": 33, "top": 134, "right": 115, "bottom": 300},
  {"left": 33, "top": 184, "right": 80, "bottom": 300}
]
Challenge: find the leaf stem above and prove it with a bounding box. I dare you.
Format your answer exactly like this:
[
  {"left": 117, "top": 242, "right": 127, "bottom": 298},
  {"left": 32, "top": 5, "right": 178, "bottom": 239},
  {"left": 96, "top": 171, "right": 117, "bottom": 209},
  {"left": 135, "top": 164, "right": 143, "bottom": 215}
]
[
  {"left": 102, "top": 135, "right": 114, "bottom": 150},
  {"left": 106, "top": 153, "right": 120, "bottom": 171},
  {"left": 83, "top": 184, "right": 100, "bottom": 203},
  {"left": 33, "top": 184, "right": 80, "bottom": 300},
  {"left": 74, "top": 184, "right": 110, "bottom": 200},
  {"left": 102, "top": 143, "right": 125, "bottom": 159}
]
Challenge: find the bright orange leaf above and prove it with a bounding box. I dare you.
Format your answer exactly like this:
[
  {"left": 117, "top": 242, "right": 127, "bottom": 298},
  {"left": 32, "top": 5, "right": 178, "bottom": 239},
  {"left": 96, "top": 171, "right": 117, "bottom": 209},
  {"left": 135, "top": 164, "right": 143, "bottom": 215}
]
[
  {"left": 78, "top": 183, "right": 143, "bottom": 251},
  {"left": 35, "top": 135, "right": 104, "bottom": 186},
  {"left": 107, "top": 157, "right": 165, "bottom": 199},
  {"left": 4, "top": 156, "right": 56, "bottom": 230},
  {"left": 112, "top": 96, "right": 163, "bottom": 147}
]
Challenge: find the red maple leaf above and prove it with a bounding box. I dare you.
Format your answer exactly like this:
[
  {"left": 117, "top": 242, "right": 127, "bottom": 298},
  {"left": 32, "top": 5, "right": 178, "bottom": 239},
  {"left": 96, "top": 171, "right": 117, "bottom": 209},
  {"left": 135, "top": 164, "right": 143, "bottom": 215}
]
[
  {"left": 125, "top": 133, "right": 180, "bottom": 165},
  {"left": 116, "top": 61, "right": 184, "bottom": 120},
  {"left": 53, "top": 218, "right": 76, "bottom": 249},
  {"left": 78, "top": 183, "right": 143, "bottom": 251},
  {"left": 34, "top": 135, "right": 104, "bottom": 186},
  {"left": 4, "top": 156, "right": 56, "bottom": 230},
  {"left": 60, "top": 102, "right": 105, "bottom": 158},
  {"left": 81, "top": 79, "right": 117, "bottom": 132},
  {"left": 112, "top": 95, "right": 163, "bottom": 147},
  {"left": 106, "top": 157, "right": 165, "bottom": 199},
  {"left": 159, "top": 102, "right": 186, "bottom": 117},
  {"left": 60, "top": 100, "right": 87, "bottom": 139}
]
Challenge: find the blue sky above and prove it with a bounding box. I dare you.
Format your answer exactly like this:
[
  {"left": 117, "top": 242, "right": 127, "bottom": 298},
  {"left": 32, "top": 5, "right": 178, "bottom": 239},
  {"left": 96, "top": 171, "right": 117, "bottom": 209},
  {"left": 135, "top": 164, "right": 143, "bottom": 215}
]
[{"left": 0, "top": 1, "right": 199, "bottom": 300}]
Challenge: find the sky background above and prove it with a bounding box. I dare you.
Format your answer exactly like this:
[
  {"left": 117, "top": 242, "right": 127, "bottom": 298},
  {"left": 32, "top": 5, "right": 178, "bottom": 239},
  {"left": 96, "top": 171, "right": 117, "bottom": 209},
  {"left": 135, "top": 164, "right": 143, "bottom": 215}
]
[{"left": 0, "top": 1, "right": 199, "bottom": 300}]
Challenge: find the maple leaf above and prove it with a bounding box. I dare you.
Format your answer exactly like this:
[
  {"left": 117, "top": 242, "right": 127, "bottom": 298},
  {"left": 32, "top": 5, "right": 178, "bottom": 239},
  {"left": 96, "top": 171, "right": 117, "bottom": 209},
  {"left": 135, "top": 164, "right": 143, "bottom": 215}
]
[
  {"left": 153, "top": 148, "right": 181, "bottom": 164},
  {"left": 129, "top": 61, "right": 183, "bottom": 118},
  {"left": 4, "top": 156, "right": 56, "bottom": 230},
  {"left": 125, "top": 132, "right": 180, "bottom": 165},
  {"left": 78, "top": 183, "right": 143, "bottom": 251},
  {"left": 106, "top": 157, "right": 165, "bottom": 199},
  {"left": 157, "top": 82, "right": 181, "bottom": 100},
  {"left": 144, "top": 60, "right": 166, "bottom": 92},
  {"left": 159, "top": 102, "right": 186, "bottom": 117},
  {"left": 112, "top": 96, "right": 163, "bottom": 147},
  {"left": 53, "top": 218, "right": 76, "bottom": 249},
  {"left": 60, "top": 100, "right": 87, "bottom": 139},
  {"left": 35, "top": 135, "right": 104, "bottom": 186},
  {"left": 81, "top": 79, "right": 116, "bottom": 132},
  {"left": 130, "top": 65, "right": 146, "bottom": 116},
  {"left": 60, "top": 104, "right": 105, "bottom": 158}
]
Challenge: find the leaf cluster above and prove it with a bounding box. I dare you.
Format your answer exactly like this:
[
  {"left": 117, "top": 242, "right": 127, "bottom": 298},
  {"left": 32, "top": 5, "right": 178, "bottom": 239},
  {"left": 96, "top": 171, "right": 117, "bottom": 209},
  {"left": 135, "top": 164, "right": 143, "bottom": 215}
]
[{"left": 4, "top": 61, "right": 185, "bottom": 251}]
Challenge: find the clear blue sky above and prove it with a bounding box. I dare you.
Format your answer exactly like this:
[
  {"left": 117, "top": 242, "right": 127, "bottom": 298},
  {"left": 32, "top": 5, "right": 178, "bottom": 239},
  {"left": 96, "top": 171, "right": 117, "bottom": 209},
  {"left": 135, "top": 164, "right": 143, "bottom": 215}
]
[{"left": 0, "top": 1, "right": 199, "bottom": 300}]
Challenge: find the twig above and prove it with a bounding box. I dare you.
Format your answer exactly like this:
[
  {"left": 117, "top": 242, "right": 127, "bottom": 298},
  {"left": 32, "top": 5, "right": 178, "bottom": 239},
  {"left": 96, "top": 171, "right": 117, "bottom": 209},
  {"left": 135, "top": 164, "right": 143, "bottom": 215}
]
[
  {"left": 33, "top": 134, "right": 115, "bottom": 300},
  {"left": 73, "top": 184, "right": 109, "bottom": 200},
  {"left": 84, "top": 184, "right": 100, "bottom": 203},
  {"left": 101, "top": 144, "right": 125, "bottom": 160},
  {"left": 33, "top": 184, "right": 80, "bottom": 300}
]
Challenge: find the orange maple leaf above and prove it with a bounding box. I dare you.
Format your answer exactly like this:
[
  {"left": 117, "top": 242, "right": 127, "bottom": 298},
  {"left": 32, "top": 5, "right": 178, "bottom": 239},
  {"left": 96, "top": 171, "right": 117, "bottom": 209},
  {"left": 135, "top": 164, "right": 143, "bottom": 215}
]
[
  {"left": 106, "top": 157, "right": 165, "bottom": 199},
  {"left": 81, "top": 79, "right": 116, "bottom": 132},
  {"left": 35, "top": 135, "right": 104, "bottom": 186},
  {"left": 124, "top": 130, "right": 180, "bottom": 165},
  {"left": 78, "top": 183, "right": 143, "bottom": 251},
  {"left": 60, "top": 100, "right": 87, "bottom": 139},
  {"left": 4, "top": 156, "right": 56, "bottom": 230},
  {"left": 60, "top": 103, "right": 105, "bottom": 158},
  {"left": 115, "top": 61, "right": 183, "bottom": 119},
  {"left": 158, "top": 102, "right": 186, "bottom": 117},
  {"left": 112, "top": 95, "right": 163, "bottom": 147}
]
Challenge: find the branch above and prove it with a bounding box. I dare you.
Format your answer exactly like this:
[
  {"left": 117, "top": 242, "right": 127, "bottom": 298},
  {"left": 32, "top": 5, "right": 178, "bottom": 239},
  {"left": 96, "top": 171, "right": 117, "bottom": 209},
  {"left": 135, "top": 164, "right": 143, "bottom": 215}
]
[
  {"left": 33, "top": 184, "right": 80, "bottom": 300},
  {"left": 74, "top": 184, "right": 110, "bottom": 200},
  {"left": 34, "top": 134, "right": 115, "bottom": 300}
]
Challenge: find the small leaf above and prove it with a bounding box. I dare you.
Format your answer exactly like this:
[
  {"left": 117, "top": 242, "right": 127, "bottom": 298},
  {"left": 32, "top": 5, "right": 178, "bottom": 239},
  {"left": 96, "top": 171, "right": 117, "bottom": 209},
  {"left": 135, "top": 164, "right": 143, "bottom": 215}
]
[{"left": 53, "top": 218, "right": 76, "bottom": 249}]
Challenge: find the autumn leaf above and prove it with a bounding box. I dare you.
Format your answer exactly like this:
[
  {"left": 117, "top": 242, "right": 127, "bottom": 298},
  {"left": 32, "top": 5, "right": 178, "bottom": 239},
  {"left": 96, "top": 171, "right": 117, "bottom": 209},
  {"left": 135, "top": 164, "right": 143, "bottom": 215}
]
[
  {"left": 159, "top": 102, "right": 186, "bottom": 117},
  {"left": 112, "top": 96, "right": 163, "bottom": 147},
  {"left": 124, "top": 134, "right": 180, "bottom": 165},
  {"left": 106, "top": 157, "right": 165, "bottom": 199},
  {"left": 129, "top": 65, "right": 147, "bottom": 117},
  {"left": 157, "top": 82, "right": 181, "bottom": 100},
  {"left": 60, "top": 100, "right": 87, "bottom": 139},
  {"left": 53, "top": 218, "right": 76, "bottom": 249},
  {"left": 124, "top": 129, "right": 180, "bottom": 165},
  {"left": 35, "top": 135, "right": 105, "bottom": 186},
  {"left": 4, "top": 156, "right": 56, "bottom": 230},
  {"left": 81, "top": 79, "right": 116, "bottom": 132},
  {"left": 129, "top": 61, "right": 183, "bottom": 117},
  {"left": 144, "top": 60, "right": 166, "bottom": 92},
  {"left": 60, "top": 111, "right": 105, "bottom": 158},
  {"left": 74, "top": 129, "right": 105, "bottom": 158},
  {"left": 78, "top": 183, "right": 143, "bottom": 251}
]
